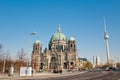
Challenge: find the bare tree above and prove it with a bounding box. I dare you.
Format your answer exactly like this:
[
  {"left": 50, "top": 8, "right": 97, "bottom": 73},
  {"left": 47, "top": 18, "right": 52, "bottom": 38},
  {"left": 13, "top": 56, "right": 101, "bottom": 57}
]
[
  {"left": 0, "top": 44, "right": 4, "bottom": 60},
  {"left": 0, "top": 44, "right": 4, "bottom": 52},
  {"left": 116, "top": 63, "right": 120, "bottom": 68},
  {"left": 16, "top": 48, "right": 27, "bottom": 67},
  {"left": 0, "top": 44, "right": 12, "bottom": 73},
  {"left": 17, "top": 48, "right": 26, "bottom": 61},
  {"left": 4, "top": 51, "right": 12, "bottom": 73}
]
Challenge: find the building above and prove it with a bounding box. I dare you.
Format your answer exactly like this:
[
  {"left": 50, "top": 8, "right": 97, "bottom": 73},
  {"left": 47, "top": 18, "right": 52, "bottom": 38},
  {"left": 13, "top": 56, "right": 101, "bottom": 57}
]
[
  {"left": 96, "top": 56, "right": 100, "bottom": 66},
  {"left": 93, "top": 56, "right": 101, "bottom": 69},
  {"left": 31, "top": 26, "right": 78, "bottom": 72},
  {"left": 78, "top": 58, "right": 88, "bottom": 70}
]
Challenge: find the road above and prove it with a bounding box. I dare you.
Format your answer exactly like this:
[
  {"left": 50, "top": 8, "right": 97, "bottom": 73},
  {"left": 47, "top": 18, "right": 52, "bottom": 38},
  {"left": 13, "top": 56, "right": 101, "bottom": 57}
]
[
  {"left": 24, "top": 71, "right": 120, "bottom": 80},
  {"left": 1, "top": 71, "right": 120, "bottom": 80}
]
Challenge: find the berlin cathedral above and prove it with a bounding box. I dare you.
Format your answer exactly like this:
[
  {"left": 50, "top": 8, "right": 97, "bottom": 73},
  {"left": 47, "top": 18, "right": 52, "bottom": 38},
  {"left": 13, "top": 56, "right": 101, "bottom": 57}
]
[{"left": 31, "top": 26, "right": 79, "bottom": 72}]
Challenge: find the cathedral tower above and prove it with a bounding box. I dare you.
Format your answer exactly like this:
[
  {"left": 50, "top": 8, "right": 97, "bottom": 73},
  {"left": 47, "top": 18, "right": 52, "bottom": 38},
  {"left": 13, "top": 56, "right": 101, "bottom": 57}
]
[
  {"left": 31, "top": 40, "right": 42, "bottom": 71},
  {"left": 68, "top": 37, "right": 77, "bottom": 52}
]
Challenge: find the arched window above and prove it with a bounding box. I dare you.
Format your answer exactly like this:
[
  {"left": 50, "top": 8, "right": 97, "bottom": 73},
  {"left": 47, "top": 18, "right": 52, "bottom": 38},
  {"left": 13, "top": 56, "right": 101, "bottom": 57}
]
[{"left": 71, "top": 44, "right": 73, "bottom": 47}]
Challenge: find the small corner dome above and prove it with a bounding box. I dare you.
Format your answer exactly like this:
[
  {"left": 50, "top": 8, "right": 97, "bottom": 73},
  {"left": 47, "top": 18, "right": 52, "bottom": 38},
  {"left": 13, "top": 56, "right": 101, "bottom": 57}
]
[
  {"left": 35, "top": 40, "right": 41, "bottom": 44},
  {"left": 69, "top": 37, "right": 76, "bottom": 41}
]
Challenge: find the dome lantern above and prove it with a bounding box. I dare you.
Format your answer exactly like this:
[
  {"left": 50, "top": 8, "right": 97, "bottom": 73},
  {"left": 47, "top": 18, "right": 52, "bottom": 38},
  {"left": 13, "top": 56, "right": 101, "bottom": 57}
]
[{"left": 58, "top": 24, "right": 61, "bottom": 33}]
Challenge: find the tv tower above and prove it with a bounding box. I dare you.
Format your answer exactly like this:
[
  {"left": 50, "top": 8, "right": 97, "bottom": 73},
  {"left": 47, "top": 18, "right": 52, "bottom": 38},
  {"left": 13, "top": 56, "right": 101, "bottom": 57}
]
[{"left": 104, "top": 17, "right": 111, "bottom": 64}]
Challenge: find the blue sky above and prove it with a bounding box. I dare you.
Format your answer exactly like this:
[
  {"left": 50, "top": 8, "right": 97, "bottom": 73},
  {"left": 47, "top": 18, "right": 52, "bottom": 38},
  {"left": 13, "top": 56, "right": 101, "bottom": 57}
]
[{"left": 0, "top": 0, "right": 120, "bottom": 63}]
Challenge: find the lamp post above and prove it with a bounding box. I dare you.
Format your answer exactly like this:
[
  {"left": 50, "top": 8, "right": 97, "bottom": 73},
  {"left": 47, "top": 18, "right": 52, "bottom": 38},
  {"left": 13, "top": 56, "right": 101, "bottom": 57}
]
[
  {"left": 2, "top": 53, "right": 6, "bottom": 74},
  {"left": 28, "top": 32, "right": 36, "bottom": 66},
  {"left": 26, "top": 32, "right": 36, "bottom": 78}
]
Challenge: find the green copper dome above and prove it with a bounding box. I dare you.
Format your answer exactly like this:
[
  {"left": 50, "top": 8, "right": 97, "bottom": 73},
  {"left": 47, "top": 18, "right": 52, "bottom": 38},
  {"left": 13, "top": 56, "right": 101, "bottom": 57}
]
[
  {"left": 50, "top": 26, "right": 67, "bottom": 42},
  {"left": 35, "top": 40, "right": 41, "bottom": 44},
  {"left": 69, "top": 37, "right": 76, "bottom": 41}
]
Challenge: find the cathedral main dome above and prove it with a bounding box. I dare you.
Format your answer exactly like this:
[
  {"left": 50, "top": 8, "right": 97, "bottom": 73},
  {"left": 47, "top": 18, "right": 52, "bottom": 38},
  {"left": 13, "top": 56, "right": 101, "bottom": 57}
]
[{"left": 50, "top": 26, "right": 67, "bottom": 42}]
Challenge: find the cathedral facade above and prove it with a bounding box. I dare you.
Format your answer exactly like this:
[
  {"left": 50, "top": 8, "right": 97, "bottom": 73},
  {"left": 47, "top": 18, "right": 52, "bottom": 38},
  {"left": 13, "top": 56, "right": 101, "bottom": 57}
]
[{"left": 31, "top": 26, "right": 78, "bottom": 72}]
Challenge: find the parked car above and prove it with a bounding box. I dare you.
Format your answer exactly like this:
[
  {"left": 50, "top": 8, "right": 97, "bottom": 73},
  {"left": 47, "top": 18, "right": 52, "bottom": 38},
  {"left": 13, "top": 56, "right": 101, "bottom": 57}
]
[{"left": 106, "top": 67, "right": 114, "bottom": 71}]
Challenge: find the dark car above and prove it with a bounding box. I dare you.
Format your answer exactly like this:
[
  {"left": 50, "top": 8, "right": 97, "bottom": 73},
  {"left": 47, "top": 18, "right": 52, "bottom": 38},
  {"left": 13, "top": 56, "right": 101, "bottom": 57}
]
[{"left": 107, "top": 67, "right": 114, "bottom": 71}]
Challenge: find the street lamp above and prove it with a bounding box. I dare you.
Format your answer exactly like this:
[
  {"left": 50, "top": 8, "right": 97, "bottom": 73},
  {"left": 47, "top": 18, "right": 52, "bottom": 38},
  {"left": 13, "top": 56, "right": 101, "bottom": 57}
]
[
  {"left": 2, "top": 53, "right": 6, "bottom": 74},
  {"left": 30, "top": 32, "right": 36, "bottom": 35},
  {"left": 26, "top": 32, "right": 36, "bottom": 78},
  {"left": 28, "top": 32, "right": 36, "bottom": 66}
]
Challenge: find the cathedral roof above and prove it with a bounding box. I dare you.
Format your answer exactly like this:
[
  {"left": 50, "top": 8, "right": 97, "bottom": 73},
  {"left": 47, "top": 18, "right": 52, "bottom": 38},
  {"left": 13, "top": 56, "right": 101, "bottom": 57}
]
[{"left": 50, "top": 25, "right": 67, "bottom": 42}]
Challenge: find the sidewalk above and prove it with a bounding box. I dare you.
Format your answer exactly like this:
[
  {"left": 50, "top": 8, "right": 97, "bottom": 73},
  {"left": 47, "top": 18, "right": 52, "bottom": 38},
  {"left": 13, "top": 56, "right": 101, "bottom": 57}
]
[{"left": 0, "top": 71, "right": 87, "bottom": 80}]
